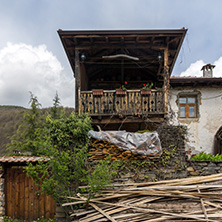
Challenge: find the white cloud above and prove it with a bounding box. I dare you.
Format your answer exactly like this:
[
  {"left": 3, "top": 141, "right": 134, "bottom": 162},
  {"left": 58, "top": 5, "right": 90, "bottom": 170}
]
[
  {"left": 0, "top": 42, "right": 74, "bottom": 108},
  {"left": 213, "top": 57, "right": 222, "bottom": 77},
  {"left": 179, "top": 60, "right": 205, "bottom": 77},
  {"left": 179, "top": 57, "right": 222, "bottom": 77}
]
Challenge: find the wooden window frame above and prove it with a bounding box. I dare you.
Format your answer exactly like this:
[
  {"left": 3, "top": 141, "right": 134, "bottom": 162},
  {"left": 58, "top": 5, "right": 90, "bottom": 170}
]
[{"left": 179, "top": 95, "right": 197, "bottom": 118}]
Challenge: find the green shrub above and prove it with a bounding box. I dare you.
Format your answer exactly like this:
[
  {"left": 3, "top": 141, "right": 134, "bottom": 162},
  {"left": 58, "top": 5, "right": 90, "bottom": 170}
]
[
  {"left": 4, "top": 216, "right": 55, "bottom": 222},
  {"left": 191, "top": 152, "right": 222, "bottom": 161}
]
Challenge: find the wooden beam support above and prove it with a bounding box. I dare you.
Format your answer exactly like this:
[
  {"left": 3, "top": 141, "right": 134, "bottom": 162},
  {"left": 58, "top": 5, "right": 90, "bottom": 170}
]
[
  {"left": 163, "top": 47, "right": 169, "bottom": 115},
  {"left": 75, "top": 49, "right": 81, "bottom": 114}
]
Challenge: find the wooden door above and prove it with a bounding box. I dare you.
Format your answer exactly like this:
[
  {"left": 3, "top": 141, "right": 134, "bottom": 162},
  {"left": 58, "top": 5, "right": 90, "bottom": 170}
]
[{"left": 5, "top": 167, "right": 56, "bottom": 221}]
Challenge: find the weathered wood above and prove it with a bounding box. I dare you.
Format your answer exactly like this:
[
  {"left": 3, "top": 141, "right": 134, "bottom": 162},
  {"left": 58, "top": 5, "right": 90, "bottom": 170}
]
[
  {"left": 197, "top": 186, "right": 208, "bottom": 221},
  {"left": 80, "top": 89, "right": 164, "bottom": 115},
  {"left": 66, "top": 173, "right": 222, "bottom": 221},
  {"left": 77, "top": 194, "right": 117, "bottom": 222},
  {"left": 102, "top": 54, "right": 139, "bottom": 61},
  {"left": 75, "top": 49, "right": 81, "bottom": 114},
  {"left": 163, "top": 47, "right": 169, "bottom": 114},
  {"left": 5, "top": 167, "right": 56, "bottom": 221},
  {"left": 90, "top": 200, "right": 212, "bottom": 221}
]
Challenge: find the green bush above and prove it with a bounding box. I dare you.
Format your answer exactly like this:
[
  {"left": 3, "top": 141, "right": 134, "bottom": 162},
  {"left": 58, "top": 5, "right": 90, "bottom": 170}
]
[
  {"left": 191, "top": 152, "right": 222, "bottom": 161},
  {"left": 4, "top": 216, "right": 55, "bottom": 222}
]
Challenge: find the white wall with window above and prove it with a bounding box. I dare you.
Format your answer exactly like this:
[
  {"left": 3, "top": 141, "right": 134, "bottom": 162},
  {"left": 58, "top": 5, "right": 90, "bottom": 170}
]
[{"left": 169, "top": 87, "right": 222, "bottom": 154}]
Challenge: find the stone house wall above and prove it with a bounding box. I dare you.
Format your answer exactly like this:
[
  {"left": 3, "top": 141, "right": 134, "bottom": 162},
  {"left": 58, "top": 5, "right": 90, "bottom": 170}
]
[{"left": 169, "top": 87, "right": 222, "bottom": 155}]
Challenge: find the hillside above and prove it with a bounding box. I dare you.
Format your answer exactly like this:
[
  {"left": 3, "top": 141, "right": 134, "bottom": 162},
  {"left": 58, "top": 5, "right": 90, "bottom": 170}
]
[{"left": 0, "top": 106, "right": 75, "bottom": 155}]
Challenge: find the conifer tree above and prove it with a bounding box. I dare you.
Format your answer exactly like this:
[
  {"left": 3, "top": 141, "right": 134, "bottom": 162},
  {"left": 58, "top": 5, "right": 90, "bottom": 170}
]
[{"left": 7, "top": 92, "right": 45, "bottom": 155}]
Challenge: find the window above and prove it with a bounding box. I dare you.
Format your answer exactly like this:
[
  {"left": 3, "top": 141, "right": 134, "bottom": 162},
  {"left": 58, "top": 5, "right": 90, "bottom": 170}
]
[{"left": 178, "top": 96, "right": 197, "bottom": 118}]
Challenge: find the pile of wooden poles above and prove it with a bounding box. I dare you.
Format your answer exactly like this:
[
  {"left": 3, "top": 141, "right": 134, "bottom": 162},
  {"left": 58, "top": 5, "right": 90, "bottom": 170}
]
[
  {"left": 64, "top": 173, "right": 222, "bottom": 221},
  {"left": 88, "top": 140, "right": 160, "bottom": 161}
]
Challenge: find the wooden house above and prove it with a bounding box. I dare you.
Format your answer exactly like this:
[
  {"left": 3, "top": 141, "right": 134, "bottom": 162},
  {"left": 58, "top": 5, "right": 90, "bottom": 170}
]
[{"left": 58, "top": 29, "right": 187, "bottom": 130}]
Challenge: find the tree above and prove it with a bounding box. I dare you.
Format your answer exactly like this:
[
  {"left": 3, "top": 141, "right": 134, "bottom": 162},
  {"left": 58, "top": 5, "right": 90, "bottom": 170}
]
[
  {"left": 50, "top": 92, "right": 63, "bottom": 119},
  {"left": 26, "top": 112, "right": 117, "bottom": 207},
  {"left": 7, "top": 92, "right": 45, "bottom": 155},
  {"left": 7, "top": 93, "right": 117, "bottom": 209}
]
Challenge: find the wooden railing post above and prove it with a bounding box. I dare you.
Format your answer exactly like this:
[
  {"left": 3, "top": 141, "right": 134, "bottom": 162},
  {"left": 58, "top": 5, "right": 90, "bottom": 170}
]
[
  {"left": 163, "top": 47, "right": 169, "bottom": 115},
  {"left": 80, "top": 90, "right": 164, "bottom": 115}
]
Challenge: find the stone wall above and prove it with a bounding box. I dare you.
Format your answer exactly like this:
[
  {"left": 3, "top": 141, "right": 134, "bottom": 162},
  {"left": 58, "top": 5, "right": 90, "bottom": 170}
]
[
  {"left": 113, "top": 149, "right": 187, "bottom": 183},
  {"left": 0, "top": 178, "right": 4, "bottom": 222},
  {"left": 187, "top": 161, "right": 222, "bottom": 176},
  {"left": 114, "top": 154, "right": 222, "bottom": 183}
]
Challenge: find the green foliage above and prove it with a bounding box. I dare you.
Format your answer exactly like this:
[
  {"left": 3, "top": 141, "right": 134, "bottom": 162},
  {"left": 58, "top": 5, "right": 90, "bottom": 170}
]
[
  {"left": 136, "top": 129, "right": 154, "bottom": 134},
  {"left": 7, "top": 92, "right": 46, "bottom": 155},
  {"left": 142, "top": 82, "right": 153, "bottom": 89},
  {"left": 82, "top": 157, "right": 119, "bottom": 200},
  {"left": 26, "top": 111, "right": 117, "bottom": 205},
  {"left": 50, "top": 92, "right": 64, "bottom": 119},
  {"left": 160, "top": 145, "right": 177, "bottom": 166},
  {"left": 191, "top": 152, "right": 222, "bottom": 161},
  {"left": 3, "top": 216, "right": 55, "bottom": 222}
]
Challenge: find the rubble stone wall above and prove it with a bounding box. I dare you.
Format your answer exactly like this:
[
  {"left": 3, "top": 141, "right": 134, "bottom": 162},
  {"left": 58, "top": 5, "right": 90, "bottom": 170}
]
[
  {"left": 114, "top": 156, "right": 222, "bottom": 183},
  {"left": 187, "top": 161, "right": 222, "bottom": 176},
  {"left": 0, "top": 178, "right": 4, "bottom": 222}
]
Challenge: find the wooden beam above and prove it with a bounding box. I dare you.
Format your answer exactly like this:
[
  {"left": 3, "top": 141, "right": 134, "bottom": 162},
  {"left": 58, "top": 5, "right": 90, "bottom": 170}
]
[
  {"left": 163, "top": 47, "right": 169, "bottom": 114},
  {"left": 75, "top": 49, "right": 81, "bottom": 114},
  {"left": 72, "top": 44, "right": 168, "bottom": 50}
]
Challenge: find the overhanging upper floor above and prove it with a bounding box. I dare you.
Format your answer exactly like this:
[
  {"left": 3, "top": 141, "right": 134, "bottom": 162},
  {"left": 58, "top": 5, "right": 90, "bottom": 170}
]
[{"left": 58, "top": 29, "right": 187, "bottom": 129}]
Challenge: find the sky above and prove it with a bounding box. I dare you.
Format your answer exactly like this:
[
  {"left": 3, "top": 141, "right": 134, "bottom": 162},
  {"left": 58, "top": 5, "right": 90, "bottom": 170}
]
[{"left": 1, "top": 0, "right": 222, "bottom": 108}]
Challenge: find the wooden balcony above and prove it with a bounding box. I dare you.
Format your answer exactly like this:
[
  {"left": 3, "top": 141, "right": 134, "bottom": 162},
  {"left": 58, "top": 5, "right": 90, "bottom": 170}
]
[{"left": 80, "top": 89, "right": 165, "bottom": 116}]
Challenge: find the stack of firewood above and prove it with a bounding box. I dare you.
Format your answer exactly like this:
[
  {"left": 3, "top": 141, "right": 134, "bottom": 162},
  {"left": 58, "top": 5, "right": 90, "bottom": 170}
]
[
  {"left": 64, "top": 173, "right": 222, "bottom": 221},
  {"left": 88, "top": 140, "right": 160, "bottom": 161}
]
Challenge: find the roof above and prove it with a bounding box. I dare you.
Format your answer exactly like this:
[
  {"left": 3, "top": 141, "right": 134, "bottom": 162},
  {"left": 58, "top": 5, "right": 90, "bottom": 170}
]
[
  {"left": 58, "top": 28, "right": 187, "bottom": 80},
  {"left": 0, "top": 156, "right": 49, "bottom": 164},
  {"left": 170, "top": 76, "right": 222, "bottom": 87}
]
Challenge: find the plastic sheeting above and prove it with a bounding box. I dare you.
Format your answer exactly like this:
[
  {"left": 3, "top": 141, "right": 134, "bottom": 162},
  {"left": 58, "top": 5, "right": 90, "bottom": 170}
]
[{"left": 88, "top": 130, "right": 162, "bottom": 156}]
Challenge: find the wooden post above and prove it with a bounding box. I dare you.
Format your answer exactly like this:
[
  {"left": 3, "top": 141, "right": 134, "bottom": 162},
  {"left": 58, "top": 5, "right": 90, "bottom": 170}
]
[
  {"left": 163, "top": 47, "right": 169, "bottom": 115},
  {"left": 75, "top": 50, "right": 81, "bottom": 114}
]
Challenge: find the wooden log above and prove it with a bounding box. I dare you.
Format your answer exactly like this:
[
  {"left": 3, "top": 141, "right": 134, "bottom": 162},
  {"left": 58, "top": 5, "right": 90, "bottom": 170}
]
[
  {"left": 197, "top": 186, "right": 208, "bottom": 221},
  {"left": 77, "top": 194, "right": 117, "bottom": 222}
]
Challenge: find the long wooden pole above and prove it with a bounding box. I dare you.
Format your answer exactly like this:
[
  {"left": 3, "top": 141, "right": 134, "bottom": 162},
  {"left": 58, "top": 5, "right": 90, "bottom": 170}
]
[
  {"left": 163, "top": 47, "right": 169, "bottom": 115},
  {"left": 75, "top": 49, "right": 81, "bottom": 114}
]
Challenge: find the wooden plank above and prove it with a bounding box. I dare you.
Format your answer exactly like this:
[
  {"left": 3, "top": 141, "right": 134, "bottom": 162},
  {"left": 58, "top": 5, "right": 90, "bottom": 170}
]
[
  {"left": 45, "top": 193, "right": 51, "bottom": 219},
  {"left": 28, "top": 176, "right": 35, "bottom": 221},
  {"left": 90, "top": 200, "right": 214, "bottom": 222},
  {"left": 5, "top": 168, "right": 13, "bottom": 218},
  {"left": 50, "top": 196, "right": 56, "bottom": 219},
  {"left": 197, "top": 186, "right": 208, "bottom": 221},
  {"left": 19, "top": 170, "right": 25, "bottom": 220},
  {"left": 24, "top": 172, "right": 29, "bottom": 221},
  {"left": 88, "top": 202, "right": 117, "bottom": 222},
  {"left": 15, "top": 168, "right": 20, "bottom": 219},
  {"left": 33, "top": 178, "right": 39, "bottom": 220},
  {"left": 39, "top": 189, "right": 45, "bottom": 219}
]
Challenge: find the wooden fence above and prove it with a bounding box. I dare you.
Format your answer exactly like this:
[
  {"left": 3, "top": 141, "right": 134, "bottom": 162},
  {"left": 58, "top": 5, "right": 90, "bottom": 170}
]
[{"left": 5, "top": 167, "right": 56, "bottom": 221}]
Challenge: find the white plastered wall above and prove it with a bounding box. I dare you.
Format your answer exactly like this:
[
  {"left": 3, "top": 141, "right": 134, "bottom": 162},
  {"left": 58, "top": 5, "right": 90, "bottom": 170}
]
[{"left": 169, "top": 87, "right": 222, "bottom": 154}]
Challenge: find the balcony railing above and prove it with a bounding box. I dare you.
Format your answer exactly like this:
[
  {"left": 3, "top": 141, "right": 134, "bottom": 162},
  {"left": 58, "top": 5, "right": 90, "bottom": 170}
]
[{"left": 80, "top": 89, "right": 164, "bottom": 115}]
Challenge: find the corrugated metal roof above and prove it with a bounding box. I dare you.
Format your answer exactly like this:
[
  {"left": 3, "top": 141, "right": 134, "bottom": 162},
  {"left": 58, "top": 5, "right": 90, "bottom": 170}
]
[{"left": 0, "top": 156, "right": 49, "bottom": 163}]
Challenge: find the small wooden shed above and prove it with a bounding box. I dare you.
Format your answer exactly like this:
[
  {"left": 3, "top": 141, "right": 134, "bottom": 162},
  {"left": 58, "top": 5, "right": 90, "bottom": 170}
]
[{"left": 0, "top": 156, "right": 56, "bottom": 221}]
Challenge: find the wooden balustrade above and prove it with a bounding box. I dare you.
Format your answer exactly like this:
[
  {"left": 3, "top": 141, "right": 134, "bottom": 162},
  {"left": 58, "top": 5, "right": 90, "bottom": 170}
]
[{"left": 80, "top": 89, "right": 164, "bottom": 115}]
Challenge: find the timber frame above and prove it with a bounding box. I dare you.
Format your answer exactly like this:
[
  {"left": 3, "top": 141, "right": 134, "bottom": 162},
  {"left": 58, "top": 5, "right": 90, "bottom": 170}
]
[{"left": 58, "top": 29, "right": 187, "bottom": 130}]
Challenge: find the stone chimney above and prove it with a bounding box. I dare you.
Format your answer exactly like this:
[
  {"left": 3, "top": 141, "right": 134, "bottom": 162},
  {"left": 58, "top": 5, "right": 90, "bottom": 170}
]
[{"left": 201, "top": 64, "right": 215, "bottom": 77}]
